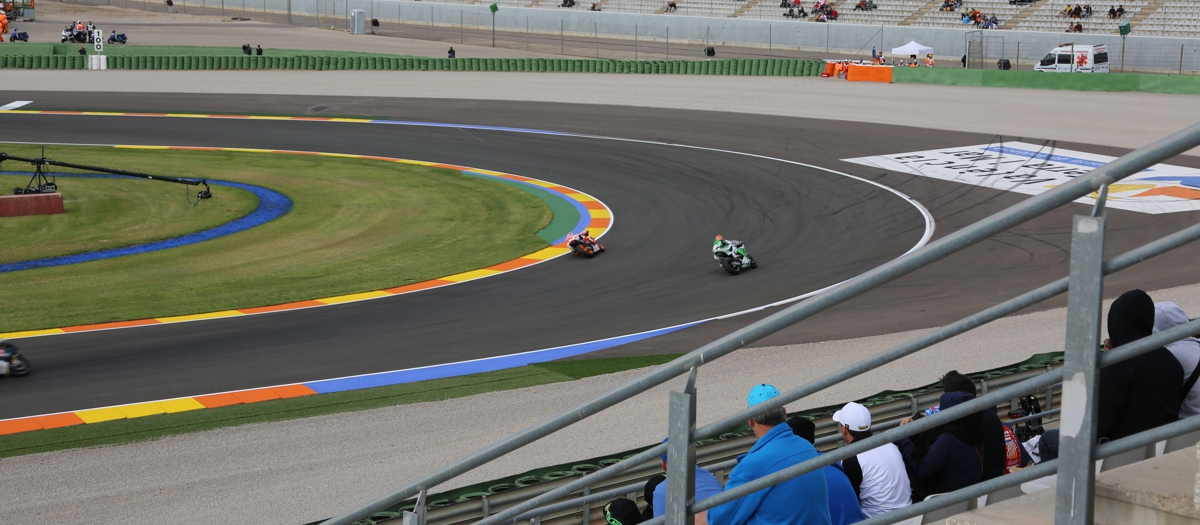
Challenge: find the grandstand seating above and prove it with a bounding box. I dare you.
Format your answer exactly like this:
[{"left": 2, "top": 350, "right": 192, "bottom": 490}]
[
  {"left": 910, "top": 0, "right": 1034, "bottom": 29},
  {"left": 1137, "top": 0, "right": 1200, "bottom": 37},
  {"left": 1014, "top": 0, "right": 1150, "bottom": 33}
]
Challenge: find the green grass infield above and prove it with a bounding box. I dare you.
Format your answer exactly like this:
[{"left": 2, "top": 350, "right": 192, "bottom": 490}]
[
  {"left": 0, "top": 354, "right": 682, "bottom": 459},
  {"left": 0, "top": 144, "right": 552, "bottom": 332}
]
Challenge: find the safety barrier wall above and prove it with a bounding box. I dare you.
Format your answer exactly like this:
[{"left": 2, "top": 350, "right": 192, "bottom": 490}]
[
  {"left": 893, "top": 67, "right": 1200, "bottom": 94},
  {"left": 0, "top": 55, "right": 827, "bottom": 75}
]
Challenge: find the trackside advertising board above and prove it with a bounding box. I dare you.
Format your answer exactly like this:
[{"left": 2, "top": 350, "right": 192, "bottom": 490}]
[{"left": 843, "top": 142, "right": 1200, "bottom": 214}]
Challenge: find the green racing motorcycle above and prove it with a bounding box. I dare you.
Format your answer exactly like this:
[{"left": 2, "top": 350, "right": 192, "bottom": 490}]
[{"left": 712, "top": 235, "right": 757, "bottom": 275}]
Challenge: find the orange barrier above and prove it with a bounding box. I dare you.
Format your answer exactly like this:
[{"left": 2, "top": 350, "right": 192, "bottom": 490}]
[
  {"left": 824, "top": 62, "right": 836, "bottom": 77},
  {"left": 846, "top": 65, "right": 893, "bottom": 83}
]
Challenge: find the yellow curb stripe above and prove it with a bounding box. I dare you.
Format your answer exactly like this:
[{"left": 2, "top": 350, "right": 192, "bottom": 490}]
[
  {"left": 0, "top": 328, "right": 66, "bottom": 339},
  {"left": 116, "top": 403, "right": 166, "bottom": 419},
  {"left": 522, "top": 247, "right": 572, "bottom": 260},
  {"left": 155, "top": 310, "right": 244, "bottom": 323},
  {"left": 156, "top": 398, "right": 207, "bottom": 413},
  {"left": 75, "top": 408, "right": 127, "bottom": 424},
  {"left": 439, "top": 269, "right": 501, "bottom": 282},
  {"left": 315, "top": 291, "right": 394, "bottom": 305}
]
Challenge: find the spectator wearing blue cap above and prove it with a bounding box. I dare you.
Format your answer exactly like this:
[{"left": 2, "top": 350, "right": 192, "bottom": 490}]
[
  {"left": 649, "top": 439, "right": 725, "bottom": 525},
  {"left": 709, "top": 384, "right": 832, "bottom": 525}
]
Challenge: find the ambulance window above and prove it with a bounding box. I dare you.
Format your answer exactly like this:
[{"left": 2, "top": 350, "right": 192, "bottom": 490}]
[
  {"left": 1041, "top": 53, "right": 1056, "bottom": 66},
  {"left": 1057, "top": 54, "right": 1071, "bottom": 64},
  {"left": 1095, "top": 52, "right": 1109, "bottom": 63}
]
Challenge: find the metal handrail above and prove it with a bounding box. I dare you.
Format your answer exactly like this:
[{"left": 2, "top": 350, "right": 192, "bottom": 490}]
[{"left": 323, "top": 121, "right": 1200, "bottom": 525}]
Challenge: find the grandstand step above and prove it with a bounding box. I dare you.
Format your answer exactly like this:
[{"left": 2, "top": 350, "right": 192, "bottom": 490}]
[
  {"left": 1132, "top": 0, "right": 1170, "bottom": 31},
  {"left": 1003, "top": 0, "right": 1042, "bottom": 29},
  {"left": 730, "top": 0, "right": 764, "bottom": 18},
  {"left": 900, "top": 0, "right": 941, "bottom": 26},
  {"left": 930, "top": 445, "right": 1200, "bottom": 525}
]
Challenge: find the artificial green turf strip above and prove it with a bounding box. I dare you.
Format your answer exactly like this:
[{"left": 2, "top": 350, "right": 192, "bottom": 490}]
[
  {"left": 0, "top": 144, "right": 552, "bottom": 332},
  {"left": 0, "top": 354, "right": 683, "bottom": 459},
  {"left": 0, "top": 175, "right": 259, "bottom": 264}
]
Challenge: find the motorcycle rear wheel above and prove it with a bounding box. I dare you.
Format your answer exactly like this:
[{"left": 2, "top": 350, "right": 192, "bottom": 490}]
[{"left": 719, "top": 257, "right": 741, "bottom": 275}]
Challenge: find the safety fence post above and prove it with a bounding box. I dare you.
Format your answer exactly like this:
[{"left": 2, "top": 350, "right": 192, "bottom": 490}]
[
  {"left": 665, "top": 369, "right": 698, "bottom": 525},
  {"left": 1053, "top": 214, "right": 1107, "bottom": 525}
]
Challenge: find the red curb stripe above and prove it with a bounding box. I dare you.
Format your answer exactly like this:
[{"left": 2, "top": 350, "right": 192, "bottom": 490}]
[
  {"left": 233, "top": 389, "right": 280, "bottom": 404},
  {"left": 0, "top": 418, "right": 42, "bottom": 436},
  {"left": 589, "top": 218, "right": 612, "bottom": 228},
  {"left": 238, "top": 300, "right": 326, "bottom": 315},
  {"left": 270, "top": 385, "right": 318, "bottom": 399},
  {"left": 62, "top": 319, "right": 161, "bottom": 332},
  {"left": 582, "top": 201, "right": 606, "bottom": 210},
  {"left": 486, "top": 259, "right": 536, "bottom": 272},
  {"left": 33, "top": 413, "right": 86, "bottom": 430},
  {"left": 194, "top": 393, "right": 244, "bottom": 408}
]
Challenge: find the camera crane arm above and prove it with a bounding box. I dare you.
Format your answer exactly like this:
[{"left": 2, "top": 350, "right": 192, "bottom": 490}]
[{"left": 0, "top": 152, "right": 212, "bottom": 199}]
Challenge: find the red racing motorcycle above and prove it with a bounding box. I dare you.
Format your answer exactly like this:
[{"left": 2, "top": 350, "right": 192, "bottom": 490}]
[{"left": 567, "top": 231, "right": 605, "bottom": 258}]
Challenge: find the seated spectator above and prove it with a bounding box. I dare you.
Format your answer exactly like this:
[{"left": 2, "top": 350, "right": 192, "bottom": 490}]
[
  {"left": 603, "top": 498, "right": 644, "bottom": 525},
  {"left": 853, "top": 0, "right": 866, "bottom": 10},
  {"left": 895, "top": 391, "right": 983, "bottom": 501},
  {"left": 961, "top": 13, "right": 971, "bottom": 23},
  {"left": 832, "top": 402, "right": 911, "bottom": 518},
  {"left": 589, "top": 2, "right": 601, "bottom": 10},
  {"left": 865, "top": 0, "right": 875, "bottom": 10},
  {"left": 1084, "top": 4, "right": 1092, "bottom": 17},
  {"left": 1072, "top": 4, "right": 1083, "bottom": 18},
  {"left": 780, "top": 0, "right": 789, "bottom": 7},
  {"left": 1155, "top": 302, "right": 1200, "bottom": 418},
  {"left": 1074, "top": 22, "right": 1083, "bottom": 32},
  {"left": 667, "top": 0, "right": 677, "bottom": 10},
  {"left": 829, "top": 8, "right": 838, "bottom": 19},
  {"left": 1107, "top": 5, "right": 1116, "bottom": 18},
  {"left": 989, "top": 14, "right": 999, "bottom": 27},
  {"left": 1022, "top": 428, "right": 1059, "bottom": 464},
  {"left": 908, "top": 371, "right": 1014, "bottom": 480},
  {"left": 1116, "top": 4, "right": 1124, "bottom": 17},
  {"left": 708, "top": 384, "right": 831, "bottom": 525},
  {"left": 647, "top": 439, "right": 724, "bottom": 524},
  {"left": 815, "top": 10, "right": 827, "bottom": 21},
  {"left": 1098, "top": 290, "right": 1185, "bottom": 442},
  {"left": 797, "top": 6, "right": 808, "bottom": 17},
  {"left": 789, "top": 417, "right": 864, "bottom": 525},
  {"left": 785, "top": 7, "right": 795, "bottom": 16}
]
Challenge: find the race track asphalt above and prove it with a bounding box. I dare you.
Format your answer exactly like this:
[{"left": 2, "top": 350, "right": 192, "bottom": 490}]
[{"left": 3, "top": 92, "right": 1200, "bottom": 419}]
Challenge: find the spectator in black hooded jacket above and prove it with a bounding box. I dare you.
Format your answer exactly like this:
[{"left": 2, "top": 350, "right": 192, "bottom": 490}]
[
  {"left": 895, "top": 391, "right": 983, "bottom": 500},
  {"left": 1097, "top": 289, "right": 1184, "bottom": 442}
]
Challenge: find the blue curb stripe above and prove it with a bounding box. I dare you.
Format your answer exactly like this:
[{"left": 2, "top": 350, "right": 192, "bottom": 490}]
[
  {"left": 303, "top": 321, "right": 706, "bottom": 394},
  {"left": 0, "top": 173, "right": 291, "bottom": 273}
]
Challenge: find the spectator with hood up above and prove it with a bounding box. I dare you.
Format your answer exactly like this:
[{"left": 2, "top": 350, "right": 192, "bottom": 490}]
[
  {"left": 1097, "top": 290, "right": 1184, "bottom": 441},
  {"left": 895, "top": 391, "right": 983, "bottom": 500},
  {"left": 1155, "top": 301, "right": 1200, "bottom": 418},
  {"left": 906, "top": 371, "right": 1012, "bottom": 481}
]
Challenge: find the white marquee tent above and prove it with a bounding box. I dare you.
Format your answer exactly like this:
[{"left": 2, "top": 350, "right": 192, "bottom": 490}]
[{"left": 891, "top": 41, "right": 934, "bottom": 56}]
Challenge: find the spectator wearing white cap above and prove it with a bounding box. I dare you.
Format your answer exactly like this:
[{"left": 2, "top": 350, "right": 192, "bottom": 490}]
[
  {"left": 709, "top": 384, "right": 832, "bottom": 525},
  {"left": 832, "top": 402, "right": 911, "bottom": 518}
]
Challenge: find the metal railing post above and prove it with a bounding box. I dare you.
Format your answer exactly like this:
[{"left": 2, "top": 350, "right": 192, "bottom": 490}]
[
  {"left": 402, "top": 490, "right": 428, "bottom": 525},
  {"left": 666, "top": 369, "right": 697, "bottom": 525},
  {"left": 1054, "top": 215, "right": 1106, "bottom": 525}
]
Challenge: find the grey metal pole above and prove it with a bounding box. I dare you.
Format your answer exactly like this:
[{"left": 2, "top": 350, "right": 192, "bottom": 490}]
[
  {"left": 1016, "top": 41, "right": 1020, "bottom": 70},
  {"left": 526, "top": 16, "right": 529, "bottom": 51},
  {"left": 768, "top": 25, "right": 772, "bottom": 58},
  {"left": 431, "top": 6, "right": 435, "bottom": 41},
  {"left": 561, "top": 19, "right": 563, "bottom": 54},
  {"left": 461, "top": 11, "right": 464, "bottom": 43},
  {"left": 491, "top": 11, "right": 495, "bottom": 47},
  {"left": 1180, "top": 43, "right": 1185, "bottom": 75},
  {"left": 321, "top": 121, "right": 1200, "bottom": 525},
  {"left": 666, "top": 27, "right": 669, "bottom": 60},
  {"left": 594, "top": 21, "right": 598, "bottom": 59},
  {"left": 1054, "top": 215, "right": 1106, "bottom": 525},
  {"left": 635, "top": 25, "right": 638, "bottom": 61},
  {"left": 665, "top": 373, "right": 696, "bottom": 525},
  {"left": 825, "top": 23, "right": 829, "bottom": 59}
]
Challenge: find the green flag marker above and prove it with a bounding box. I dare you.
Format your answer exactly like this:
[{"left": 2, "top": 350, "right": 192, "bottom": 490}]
[{"left": 490, "top": 3, "right": 498, "bottom": 12}]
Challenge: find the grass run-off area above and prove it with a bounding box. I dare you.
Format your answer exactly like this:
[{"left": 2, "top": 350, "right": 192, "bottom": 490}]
[
  {"left": 0, "top": 144, "right": 551, "bottom": 332},
  {"left": 0, "top": 353, "right": 682, "bottom": 459}
]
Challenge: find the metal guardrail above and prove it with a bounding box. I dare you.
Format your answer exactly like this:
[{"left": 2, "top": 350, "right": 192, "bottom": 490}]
[{"left": 324, "top": 121, "right": 1200, "bottom": 525}]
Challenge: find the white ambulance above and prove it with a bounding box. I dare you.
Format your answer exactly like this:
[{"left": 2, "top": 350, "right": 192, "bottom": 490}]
[{"left": 1034, "top": 44, "right": 1110, "bottom": 73}]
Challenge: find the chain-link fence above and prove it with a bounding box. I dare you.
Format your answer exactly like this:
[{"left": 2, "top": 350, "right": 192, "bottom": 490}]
[{"left": 54, "top": 0, "right": 1200, "bottom": 73}]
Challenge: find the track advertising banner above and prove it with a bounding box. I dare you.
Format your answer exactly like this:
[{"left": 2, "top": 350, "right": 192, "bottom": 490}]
[{"left": 843, "top": 142, "right": 1200, "bottom": 214}]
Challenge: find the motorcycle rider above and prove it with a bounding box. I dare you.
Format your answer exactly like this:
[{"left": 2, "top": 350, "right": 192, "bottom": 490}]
[{"left": 713, "top": 235, "right": 754, "bottom": 267}]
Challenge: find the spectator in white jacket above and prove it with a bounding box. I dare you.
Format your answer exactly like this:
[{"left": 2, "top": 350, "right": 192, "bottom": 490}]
[{"left": 1154, "top": 301, "right": 1200, "bottom": 418}]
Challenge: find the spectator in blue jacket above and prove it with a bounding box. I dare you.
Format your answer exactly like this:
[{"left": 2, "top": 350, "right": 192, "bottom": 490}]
[
  {"left": 895, "top": 391, "right": 984, "bottom": 500},
  {"left": 650, "top": 438, "right": 725, "bottom": 525},
  {"left": 709, "top": 384, "right": 832, "bottom": 525},
  {"left": 788, "top": 417, "right": 864, "bottom": 525}
]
